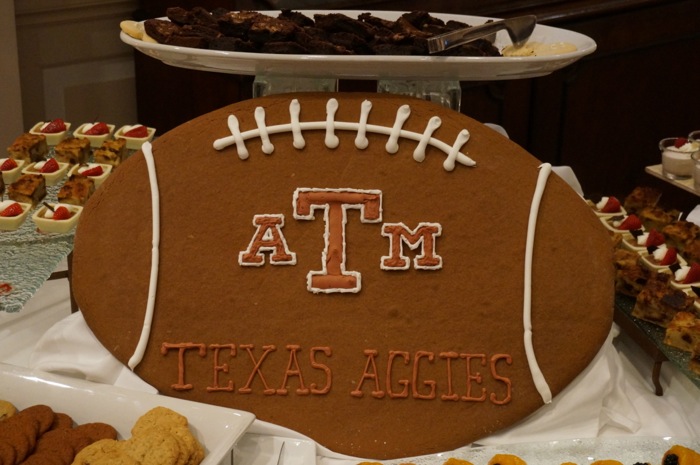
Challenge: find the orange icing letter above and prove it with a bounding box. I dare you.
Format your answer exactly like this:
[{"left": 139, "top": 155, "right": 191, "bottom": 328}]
[
  {"left": 239, "top": 214, "right": 296, "bottom": 266},
  {"left": 381, "top": 222, "right": 443, "bottom": 270},
  {"left": 386, "top": 350, "right": 410, "bottom": 399},
  {"left": 461, "top": 354, "right": 487, "bottom": 402},
  {"left": 277, "top": 344, "right": 310, "bottom": 396},
  {"left": 294, "top": 188, "right": 382, "bottom": 293},
  {"left": 207, "top": 343, "right": 236, "bottom": 392},
  {"left": 309, "top": 346, "right": 332, "bottom": 395},
  {"left": 350, "top": 349, "right": 385, "bottom": 398},
  {"left": 490, "top": 354, "right": 513, "bottom": 405},
  {"left": 238, "top": 344, "right": 277, "bottom": 395},
  {"left": 412, "top": 350, "right": 437, "bottom": 399},
  {"left": 439, "top": 351, "right": 460, "bottom": 401},
  {"left": 160, "top": 342, "right": 206, "bottom": 391}
]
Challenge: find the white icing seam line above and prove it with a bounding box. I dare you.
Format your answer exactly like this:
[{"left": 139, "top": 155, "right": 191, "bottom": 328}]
[
  {"left": 523, "top": 163, "right": 553, "bottom": 404},
  {"left": 128, "top": 141, "right": 161, "bottom": 370},
  {"left": 213, "top": 99, "right": 475, "bottom": 170}
]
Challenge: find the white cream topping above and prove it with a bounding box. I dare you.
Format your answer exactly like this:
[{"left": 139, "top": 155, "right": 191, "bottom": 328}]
[
  {"left": 652, "top": 244, "right": 669, "bottom": 262},
  {"left": 130, "top": 99, "right": 554, "bottom": 404},
  {"left": 675, "top": 265, "right": 689, "bottom": 282},
  {"left": 523, "top": 163, "right": 554, "bottom": 404},
  {"left": 213, "top": 99, "right": 476, "bottom": 170},
  {"left": 636, "top": 232, "right": 650, "bottom": 246},
  {"left": 595, "top": 197, "right": 609, "bottom": 211},
  {"left": 127, "top": 141, "right": 161, "bottom": 370}
]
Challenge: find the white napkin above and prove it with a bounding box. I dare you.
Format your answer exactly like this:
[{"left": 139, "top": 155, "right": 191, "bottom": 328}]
[{"left": 685, "top": 204, "right": 700, "bottom": 227}]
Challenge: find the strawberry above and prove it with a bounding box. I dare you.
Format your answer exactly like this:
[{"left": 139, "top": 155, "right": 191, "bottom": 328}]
[
  {"left": 0, "top": 202, "right": 23, "bottom": 217},
  {"left": 84, "top": 122, "right": 109, "bottom": 135},
  {"left": 674, "top": 137, "right": 688, "bottom": 148},
  {"left": 683, "top": 262, "right": 700, "bottom": 284},
  {"left": 123, "top": 125, "right": 148, "bottom": 138},
  {"left": 0, "top": 158, "right": 18, "bottom": 171},
  {"left": 600, "top": 196, "right": 621, "bottom": 213},
  {"left": 659, "top": 247, "right": 677, "bottom": 266},
  {"left": 52, "top": 206, "right": 71, "bottom": 220},
  {"left": 645, "top": 229, "right": 666, "bottom": 247},
  {"left": 40, "top": 158, "right": 59, "bottom": 173},
  {"left": 618, "top": 214, "right": 642, "bottom": 231},
  {"left": 80, "top": 165, "right": 104, "bottom": 177},
  {"left": 41, "top": 118, "right": 67, "bottom": 134}
]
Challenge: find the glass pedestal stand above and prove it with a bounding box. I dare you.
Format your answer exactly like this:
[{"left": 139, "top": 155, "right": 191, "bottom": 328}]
[{"left": 252, "top": 75, "right": 461, "bottom": 111}]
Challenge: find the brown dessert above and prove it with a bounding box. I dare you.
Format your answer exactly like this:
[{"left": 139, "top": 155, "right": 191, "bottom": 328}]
[
  {"left": 54, "top": 137, "right": 91, "bottom": 165},
  {"left": 93, "top": 138, "right": 127, "bottom": 167},
  {"left": 664, "top": 311, "right": 700, "bottom": 352},
  {"left": 632, "top": 273, "right": 695, "bottom": 327},
  {"left": 7, "top": 133, "right": 48, "bottom": 163},
  {"left": 57, "top": 175, "right": 95, "bottom": 206},
  {"left": 7, "top": 174, "right": 47, "bottom": 205}
]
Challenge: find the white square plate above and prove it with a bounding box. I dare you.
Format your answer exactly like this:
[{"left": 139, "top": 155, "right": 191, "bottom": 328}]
[{"left": 0, "top": 363, "right": 256, "bottom": 465}]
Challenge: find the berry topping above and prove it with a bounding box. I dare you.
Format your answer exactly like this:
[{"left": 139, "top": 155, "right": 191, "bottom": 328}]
[
  {"left": 52, "top": 206, "right": 71, "bottom": 220},
  {"left": 0, "top": 282, "right": 11, "bottom": 296},
  {"left": 39, "top": 158, "right": 59, "bottom": 173},
  {"left": 683, "top": 262, "right": 700, "bottom": 284},
  {"left": 80, "top": 165, "right": 104, "bottom": 177},
  {"left": 659, "top": 247, "right": 677, "bottom": 266},
  {"left": 0, "top": 158, "right": 18, "bottom": 171},
  {"left": 618, "top": 214, "right": 642, "bottom": 231},
  {"left": 41, "top": 118, "right": 67, "bottom": 134},
  {"left": 673, "top": 137, "right": 688, "bottom": 148},
  {"left": 123, "top": 125, "right": 148, "bottom": 138},
  {"left": 0, "top": 202, "right": 23, "bottom": 217},
  {"left": 84, "top": 122, "right": 109, "bottom": 135},
  {"left": 645, "top": 229, "right": 665, "bottom": 247},
  {"left": 600, "top": 196, "right": 621, "bottom": 213}
]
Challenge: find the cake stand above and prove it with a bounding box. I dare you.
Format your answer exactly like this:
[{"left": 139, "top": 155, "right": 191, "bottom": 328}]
[{"left": 120, "top": 10, "right": 597, "bottom": 111}]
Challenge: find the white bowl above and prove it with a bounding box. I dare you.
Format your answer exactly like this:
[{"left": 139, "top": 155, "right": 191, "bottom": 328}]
[
  {"left": 22, "top": 159, "right": 70, "bottom": 186},
  {"left": 32, "top": 203, "right": 82, "bottom": 233},
  {"left": 69, "top": 162, "right": 113, "bottom": 188},
  {"left": 73, "top": 122, "right": 116, "bottom": 148},
  {"left": 29, "top": 121, "right": 72, "bottom": 145},
  {"left": 0, "top": 200, "right": 32, "bottom": 231},
  {"left": 0, "top": 157, "right": 25, "bottom": 184},
  {"left": 115, "top": 124, "right": 156, "bottom": 150}
]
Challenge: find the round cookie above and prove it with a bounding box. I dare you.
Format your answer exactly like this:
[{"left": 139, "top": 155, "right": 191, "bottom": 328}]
[{"left": 73, "top": 93, "right": 615, "bottom": 459}]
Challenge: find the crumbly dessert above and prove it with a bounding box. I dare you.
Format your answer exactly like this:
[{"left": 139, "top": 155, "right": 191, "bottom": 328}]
[
  {"left": 72, "top": 93, "right": 614, "bottom": 460},
  {"left": 623, "top": 186, "right": 662, "bottom": 214},
  {"left": 7, "top": 174, "right": 47, "bottom": 205},
  {"left": 136, "top": 8, "right": 501, "bottom": 57},
  {"left": 613, "top": 248, "right": 650, "bottom": 296},
  {"left": 57, "top": 175, "right": 95, "bottom": 206},
  {"left": 637, "top": 205, "right": 680, "bottom": 232},
  {"left": 6, "top": 133, "right": 48, "bottom": 163},
  {"left": 93, "top": 138, "right": 127, "bottom": 167},
  {"left": 632, "top": 273, "right": 695, "bottom": 327},
  {"left": 664, "top": 311, "right": 700, "bottom": 352},
  {"left": 54, "top": 137, "right": 91, "bottom": 165}
]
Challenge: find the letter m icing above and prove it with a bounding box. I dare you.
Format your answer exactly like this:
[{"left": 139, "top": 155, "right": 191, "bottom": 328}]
[
  {"left": 294, "top": 188, "right": 382, "bottom": 294},
  {"left": 381, "top": 222, "right": 443, "bottom": 270}
]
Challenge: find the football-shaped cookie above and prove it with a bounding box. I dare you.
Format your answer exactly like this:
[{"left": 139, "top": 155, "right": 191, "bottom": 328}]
[{"left": 73, "top": 93, "right": 614, "bottom": 459}]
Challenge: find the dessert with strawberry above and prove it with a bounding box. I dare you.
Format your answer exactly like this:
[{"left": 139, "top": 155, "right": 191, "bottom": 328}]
[
  {"left": 671, "top": 262, "right": 700, "bottom": 289},
  {"left": 22, "top": 157, "right": 70, "bottom": 186},
  {"left": 623, "top": 227, "right": 666, "bottom": 252},
  {"left": 115, "top": 124, "right": 155, "bottom": 150},
  {"left": 659, "top": 136, "right": 700, "bottom": 180},
  {"left": 29, "top": 118, "right": 71, "bottom": 145},
  {"left": 32, "top": 202, "right": 83, "bottom": 234},
  {"left": 74, "top": 122, "right": 116, "bottom": 148},
  {"left": 0, "top": 157, "right": 25, "bottom": 184},
  {"left": 641, "top": 243, "right": 683, "bottom": 271},
  {"left": 0, "top": 199, "right": 32, "bottom": 231},
  {"left": 601, "top": 213, "right": 643, "bottom": 238},
  {"left": 68, "top": 162, "right": 112, "bottom": 188},
  {"left": 591, "top": 196, "right": 625, "bottom": 216}
]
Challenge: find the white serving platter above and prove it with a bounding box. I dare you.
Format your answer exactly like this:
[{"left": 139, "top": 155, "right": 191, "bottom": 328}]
[
  {"left": 120, "top": 10, "right": 596, "bottom": 81},
  {"left": 0, "top": 363, "right": 256, "bottom": 465}
]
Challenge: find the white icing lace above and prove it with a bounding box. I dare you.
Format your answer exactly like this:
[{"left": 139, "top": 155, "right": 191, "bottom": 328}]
[{"left": 213, "top": 98, "right": 476, "bottom": 171}]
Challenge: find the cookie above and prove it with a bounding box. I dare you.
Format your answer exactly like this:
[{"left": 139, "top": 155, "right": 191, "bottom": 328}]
[
  {"left": 131, "top": 406, "right": 203, "bottom": 465},
  {"left": 50, "top": 412, "right": 74, "bottom": 430},
  {"left": 71, "top": 438, "right": 135, "bottom": 465},
  {"left": 124, "top": 427, "right": 182, "bottom": 465},
  {"left": 0, "top": 400, "right": 17, "bottom": 421}
]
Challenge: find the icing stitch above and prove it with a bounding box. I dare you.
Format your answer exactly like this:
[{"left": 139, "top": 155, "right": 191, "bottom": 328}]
[
  {"left": 523, "top": 163, "right": 554, "bottom": 404},
  {"left": 213, "top": 98, "right": 475, "bottom": 170},
  {"left": 128, "top": 141, "right": 161, "bottom": 370}
]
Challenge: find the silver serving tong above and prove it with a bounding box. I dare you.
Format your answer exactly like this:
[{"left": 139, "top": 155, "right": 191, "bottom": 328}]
[{"left": 427, "top": 15, "right": 537, "bottom": 54}]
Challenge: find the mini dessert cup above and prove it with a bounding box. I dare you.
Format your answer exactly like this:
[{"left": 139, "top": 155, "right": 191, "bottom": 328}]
[
  {"left": 22, "top": 160, "right": 70, "bottom": 186},
  {"left": 0, "top": 158, "right": 25, "bottom": 184},
  {"left": 32, "top": 203, "right": 82, "bottom": 234},
  {"left": 589, "top": 196, "right": 626, "bottom": 217},
  {"left": 69, "top": 162, "right": 113, "bottom": 188},
  {"left": 73, "top": 123, "right": 116, "bottom": 148},
  {"left": 0, "top": 200, "right": 32, "bottom": 231},
  {"left": 640, "top": 247, "right": 686, "bottom": 272},
  {"left": 29, "top": 121, "right": 71, "bottom": 145},
  {"left": 660, "top": 137, "right": 700, "bottom": 180},
  {"left": 115, "top": 125, "right": 156, "bottom": 150}
]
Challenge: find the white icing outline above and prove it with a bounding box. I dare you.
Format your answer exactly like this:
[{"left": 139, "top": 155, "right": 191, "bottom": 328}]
[
  {"left": 380, "top": 222, "right": 443, "bottom": 270},
  {"left": 523, "top": 163, "right": 553, "bottom": 404},
  {"left": 239, "top": 214, "right": 297, "bottom": 266},
  {"left": 293, "top": 188, "right": 383, "bottom": 294},
  {"left": 128, "top": 141, "right": 160, "bottom": 370},
  {"left": 213, "top": 99, "right": 475, "bottom": 171}
]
